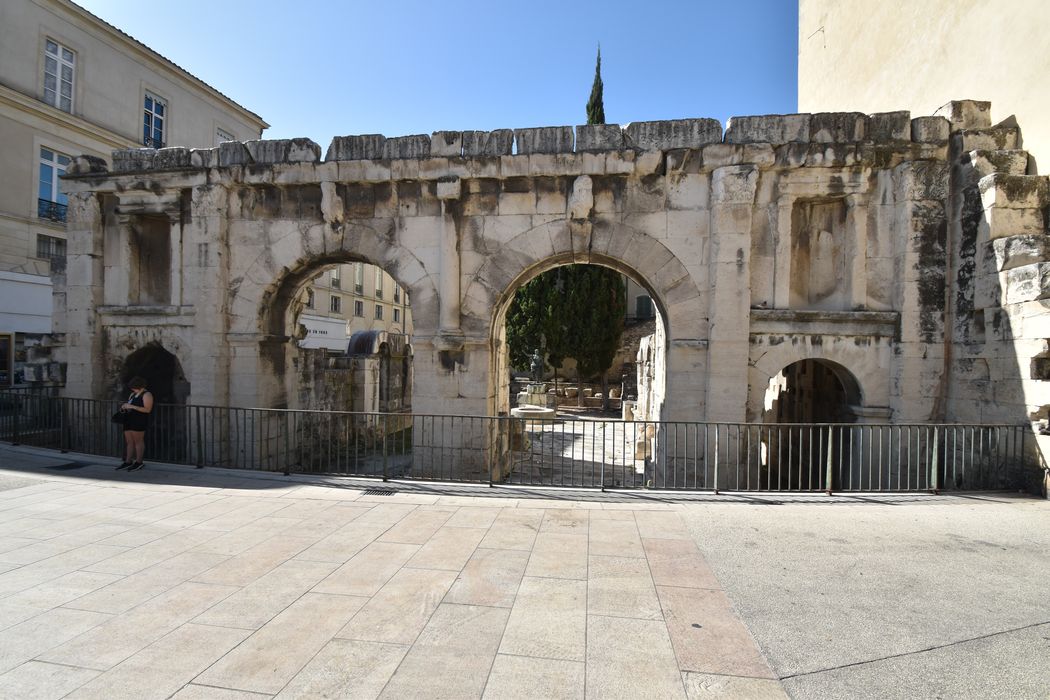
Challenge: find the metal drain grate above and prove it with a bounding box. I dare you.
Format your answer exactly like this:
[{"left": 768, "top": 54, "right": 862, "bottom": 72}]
[{"left": 363, "top": 488, "right": 397, "bottom": 496}]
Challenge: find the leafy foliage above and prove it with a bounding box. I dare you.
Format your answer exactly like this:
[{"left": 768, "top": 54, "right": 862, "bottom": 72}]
[{"left": 586, "top": 47, "right": 605, "bottom": 126}]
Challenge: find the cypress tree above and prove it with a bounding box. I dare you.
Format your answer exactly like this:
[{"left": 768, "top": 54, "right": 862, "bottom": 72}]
[{"left": 586, "top": 47, "right": 605, "bottom": 126}]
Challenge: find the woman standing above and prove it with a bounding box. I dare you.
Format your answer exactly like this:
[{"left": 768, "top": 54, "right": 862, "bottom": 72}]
[{"left": 116, "top": 376, "right": 153, "bottom": 471}]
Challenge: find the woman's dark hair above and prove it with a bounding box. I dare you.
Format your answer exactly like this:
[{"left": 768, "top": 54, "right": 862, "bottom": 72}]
[{"left": 128, "top": 376, "right": 148, "bottom": 390}]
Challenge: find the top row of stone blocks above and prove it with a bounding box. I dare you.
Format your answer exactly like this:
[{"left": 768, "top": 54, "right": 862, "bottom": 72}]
[{"left": 86, "top": 101, "right": 993, "bottom": 175}]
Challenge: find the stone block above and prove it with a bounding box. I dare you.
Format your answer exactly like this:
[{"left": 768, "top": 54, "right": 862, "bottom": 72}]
[
  {"left": 955, "top": 127, "right": 1020, "bottom": 152},
  {"left": 383, "top": 135, "right": 431, "bottom": 160},
  {"left": 910, "top": 116, "right": 950, "bottom": 144},
  {"left": 462, "top": 130, "right": 513, "bottom": 157},
  {"left": 190, "top": 148, "right": 216, "bottom": 168},
  {"left": 431, "top": 131, "right": 462, "bottom": 157},
  {"left": 896, "top": 160, "right": 949, "bottom": 201},
  {"left": 980, "top": 206, "right": 1046, "bottom": 240},
  {"left": 151, "top": 147, "right": 192, "bottom": 169},
  {"left": 809, "top": 112, "right": 868, "bottom": 142},
  {"left": 623, "top": 119, "right": 722, "bottom": 151},
  {"left": 111, "top": 148, "right": 156, "bottom": 173},
  {"left": 576, "top": 124, "right": 624, "bottom": 152},
  {"left": 989, "top": 235, "right": 1050, "bottom": 272},
  {"left": 68, "top": 154, "right": 108, "bottom": 175},
  {"left": 436, "top": 176, "right": 461, "bottom": 201},
  {"left": 514, "top": 126, "right": 574, "bottom": 155},
  {"left": 218, "top": 141, "right": 252, "bottom": 166},
  {"left": 934, "top": 100, "right": 992, "bottom": 130},
  {"left": 868, "top": 111, "right": 911, "bottom": 143},
  {"left": 724, "top": 114, "right": 810, "bottom": 145},
  {"left": 711, "top": 166, "right": 758, "bottom": 205},
  {"left": 245, "top": 138, "right": 321, "bottom": 164},
  {"left": 967, "top": 149, "right": 1029, "bottom": 178},
  {"left": 1004, "top": 262, "right": 1050, "bottom": 304},
  {"left": 979, "top": 173, "right": 1049, "bottom": 210},
  {"left": 325, "top": 134, "right": 386, "bottom": 161}
]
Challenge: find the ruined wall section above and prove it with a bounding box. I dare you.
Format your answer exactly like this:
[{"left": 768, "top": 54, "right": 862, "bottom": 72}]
[{"left": 60, "top": 109, "right": 974, "bottom": 428}]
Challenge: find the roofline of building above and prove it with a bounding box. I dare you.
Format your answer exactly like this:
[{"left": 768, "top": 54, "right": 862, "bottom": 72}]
[{"left": 52, "top": 0, "right": 270, "bottom": 131}]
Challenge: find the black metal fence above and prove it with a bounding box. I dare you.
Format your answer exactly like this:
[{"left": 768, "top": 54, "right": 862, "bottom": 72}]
[{"left": 0, "top": 390, "right": 1032, "bottom": 493}]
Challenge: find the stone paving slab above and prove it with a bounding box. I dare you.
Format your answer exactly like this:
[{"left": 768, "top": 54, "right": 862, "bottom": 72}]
[{"left": 4, "top": 447, "right": 957, "bottom": 696}]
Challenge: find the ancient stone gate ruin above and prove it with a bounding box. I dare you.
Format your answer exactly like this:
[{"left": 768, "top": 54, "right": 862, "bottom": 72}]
[{"left": 57, "top": 99, "right": 1050, "bottom": 487}]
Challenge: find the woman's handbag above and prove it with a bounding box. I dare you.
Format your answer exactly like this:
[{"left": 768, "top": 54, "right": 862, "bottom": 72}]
[{"left": 111, "top": 410, "right": 127, "bottom": 425}]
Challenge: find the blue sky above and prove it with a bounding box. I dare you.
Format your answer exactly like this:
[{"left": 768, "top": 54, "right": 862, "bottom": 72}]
[{"left": 78, "top": 0, "right": 798, "bottom": 147}]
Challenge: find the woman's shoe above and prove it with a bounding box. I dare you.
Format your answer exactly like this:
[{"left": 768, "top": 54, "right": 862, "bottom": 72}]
[
  {"left": 116, "top": 461, "right": 132, "bottom": 470},
  {"left": 128, "top": 461, "right": 144, "bottom": 471}
]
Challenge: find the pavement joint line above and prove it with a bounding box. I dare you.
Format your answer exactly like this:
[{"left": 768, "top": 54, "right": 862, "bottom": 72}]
[
  {"left": 183, "top": 680, "right": 276, "bottom": 696},
  {"left": 779, "top": 619, "right": 1050, "bottom": 680},
  {"left": 23, "top": 658, "right": 99, "bottom": 672}
]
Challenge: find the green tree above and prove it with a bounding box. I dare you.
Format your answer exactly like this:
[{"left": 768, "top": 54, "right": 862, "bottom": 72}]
[{"left": 586, "top": 47, "right": 605, "bottom": 126}]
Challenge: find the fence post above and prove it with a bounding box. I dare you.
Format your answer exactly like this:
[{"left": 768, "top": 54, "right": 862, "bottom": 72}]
[
  {"left": 195, "top": 406, "right": 204, "bottom": 468},
  {"left": 11, "top": 393, "right": 21, "bottom": 446},
  {"left": 825, "top": 425, "right": 834, "bottom": 496},
  {"left": 60, "top": 396, "right": 68, "bottom": 453},
  {"left": 713, "top": 426, "right": 720, "bottom": 495},
  {"left": 930, "top": 427, "right": 939, "bottom": 494},
  {"left": 382, "top": 414, "right": 389, "bottom": 482}
]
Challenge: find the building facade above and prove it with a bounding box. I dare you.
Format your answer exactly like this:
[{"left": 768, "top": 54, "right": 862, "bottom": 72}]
[
  {"left": 298, "top": 262, "right": 413, "bottom": 351},
  {"left": 798, "top": 0, "right": 1050, "bottom": 170},
  {"left": 0, "top": 0, "right": 267, "bottom": 386}
]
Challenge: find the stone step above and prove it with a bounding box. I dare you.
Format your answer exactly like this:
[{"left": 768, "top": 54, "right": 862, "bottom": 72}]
[
  {"left": 979, "top": 173, "right": 1050, "bottom": 209},
  {"left": 968, "top": 149, "right": 1029, "bottom": 177},
  {"left": 955, "top": 126, "right": 1021, "bottom": 152}
]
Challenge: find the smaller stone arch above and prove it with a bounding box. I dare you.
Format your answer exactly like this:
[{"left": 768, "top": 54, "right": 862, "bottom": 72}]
[
  {"left": 118, "top": 342, "right": 188, "bottom": 405},
  {"left": 761, "top": 358, "right": 861, "bottom": 424}
]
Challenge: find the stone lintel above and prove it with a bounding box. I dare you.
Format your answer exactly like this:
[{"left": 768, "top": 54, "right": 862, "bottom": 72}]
[{"left": 750, "top": 309, "right": 899, "bottom": 338}]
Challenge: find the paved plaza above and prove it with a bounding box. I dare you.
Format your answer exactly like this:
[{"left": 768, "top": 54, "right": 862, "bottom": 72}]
[{"left": 0, "top": 444, "right": 1046, "bottom": 699}]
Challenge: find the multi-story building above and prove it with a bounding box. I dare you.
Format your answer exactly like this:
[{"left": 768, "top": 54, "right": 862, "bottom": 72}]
[
  {"left": 0, "top": 0, "right": 267, "bottom": 386},
  {"left": 298, "top": 262, "right": 413, "bottom": 351}
]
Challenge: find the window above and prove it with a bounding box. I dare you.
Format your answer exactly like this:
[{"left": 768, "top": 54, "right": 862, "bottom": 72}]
[
  {"left": 393, "top": 286, "right": 401, "bottom": 303},
  {"left": 36, "top": 234, "right": 66, "bottom": 272},
  {"left": 330, "top": 295, "right": 341, "bottom": 313},
  {"left": 393, "top": 308, "right": 400, "bottom": 323},
  {"left": 330, "top": 270, "right": 340, "bottom": 288},
  {"left": 43, "top": 39, "right": 75, "bottom": 113},
  {"left": 216, "top": 128, "right": 234, "bottom": 145},
  {"left": 305, "top": 289, "right": 314, "bottom": 308},
  {"left": 375, "top": 304, "right": 383, "bottom": 320},
  {"left": 635, "top": 295, "right": 653, "bottom": 319},
  {"left": 38, "top": 148, "right": 70, "bottom": 222},
  {"left": 143, "top": 92, "right": 166, "bottom": 148},
  {"left": 375, "top": 268, "right": 384, "bottom": 299},
  {"left": 354, "top": 263, "right": 364, "bottom": 293},
  {"left": 354, "top": 300, "right": 364, "bottom": 317}
]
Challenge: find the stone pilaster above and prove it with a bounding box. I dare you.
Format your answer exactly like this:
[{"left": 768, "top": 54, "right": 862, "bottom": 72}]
[
  {"left": 61, "top": 192, "right": 106, "bottom": 399},
  {"left": 705, "top": 165, "right": 758, "bottom": 422}
]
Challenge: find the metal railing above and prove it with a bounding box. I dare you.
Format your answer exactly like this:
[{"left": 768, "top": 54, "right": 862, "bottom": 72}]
[
  {"left": 0, "top": 390, "right": 1032, "bottom": 493},
  {"left": 37, "top": 199, "right": 67, "bottom": 223}
]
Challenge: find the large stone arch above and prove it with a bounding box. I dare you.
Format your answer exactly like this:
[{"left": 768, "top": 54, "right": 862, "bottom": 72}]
[
  {"left": 224, "top": 220, "right": 441, "bottom": 409},
  {"left": 462, "top": 218, "right": 708, "bottom": 418}
]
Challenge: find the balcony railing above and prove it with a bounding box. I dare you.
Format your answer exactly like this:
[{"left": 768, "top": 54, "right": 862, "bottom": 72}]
[
  {"left": 143, "top": 135, "right": 165, "bottom": 149},
  {"left": 37, "top": 199, "right": 67, "bottom": 223}
]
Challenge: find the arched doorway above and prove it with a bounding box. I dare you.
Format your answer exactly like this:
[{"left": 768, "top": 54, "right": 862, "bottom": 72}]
[
  {"left": 489, "top": 255, "right": 670, "bottom": 488},
  {"left": 118, "top": 343, "right": 188, "bottom": 462},
  {"left": 761, "top": 359, "right": 861, "bottom": 490}
]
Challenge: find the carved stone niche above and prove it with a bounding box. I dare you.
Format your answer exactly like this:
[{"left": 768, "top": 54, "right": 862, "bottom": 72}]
[{"left": 789, "top": 198, "right": 850, "bottom": 311}]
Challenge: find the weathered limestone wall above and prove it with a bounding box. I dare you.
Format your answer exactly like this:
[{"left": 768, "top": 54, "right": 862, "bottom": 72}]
[{"left": 55, "top": 103, "right": 1050, "bottom": 490}]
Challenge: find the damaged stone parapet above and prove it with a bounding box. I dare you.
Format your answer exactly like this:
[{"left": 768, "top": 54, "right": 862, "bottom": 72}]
[
  {"left": 623, "top": 119, "right": 722, "bottom": 150},
  {"left": 935, "top": 99, "right": 992, "bottom": 131},
  {"left": 67, "top": 154, "right": 108, "bottom": 175}
]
